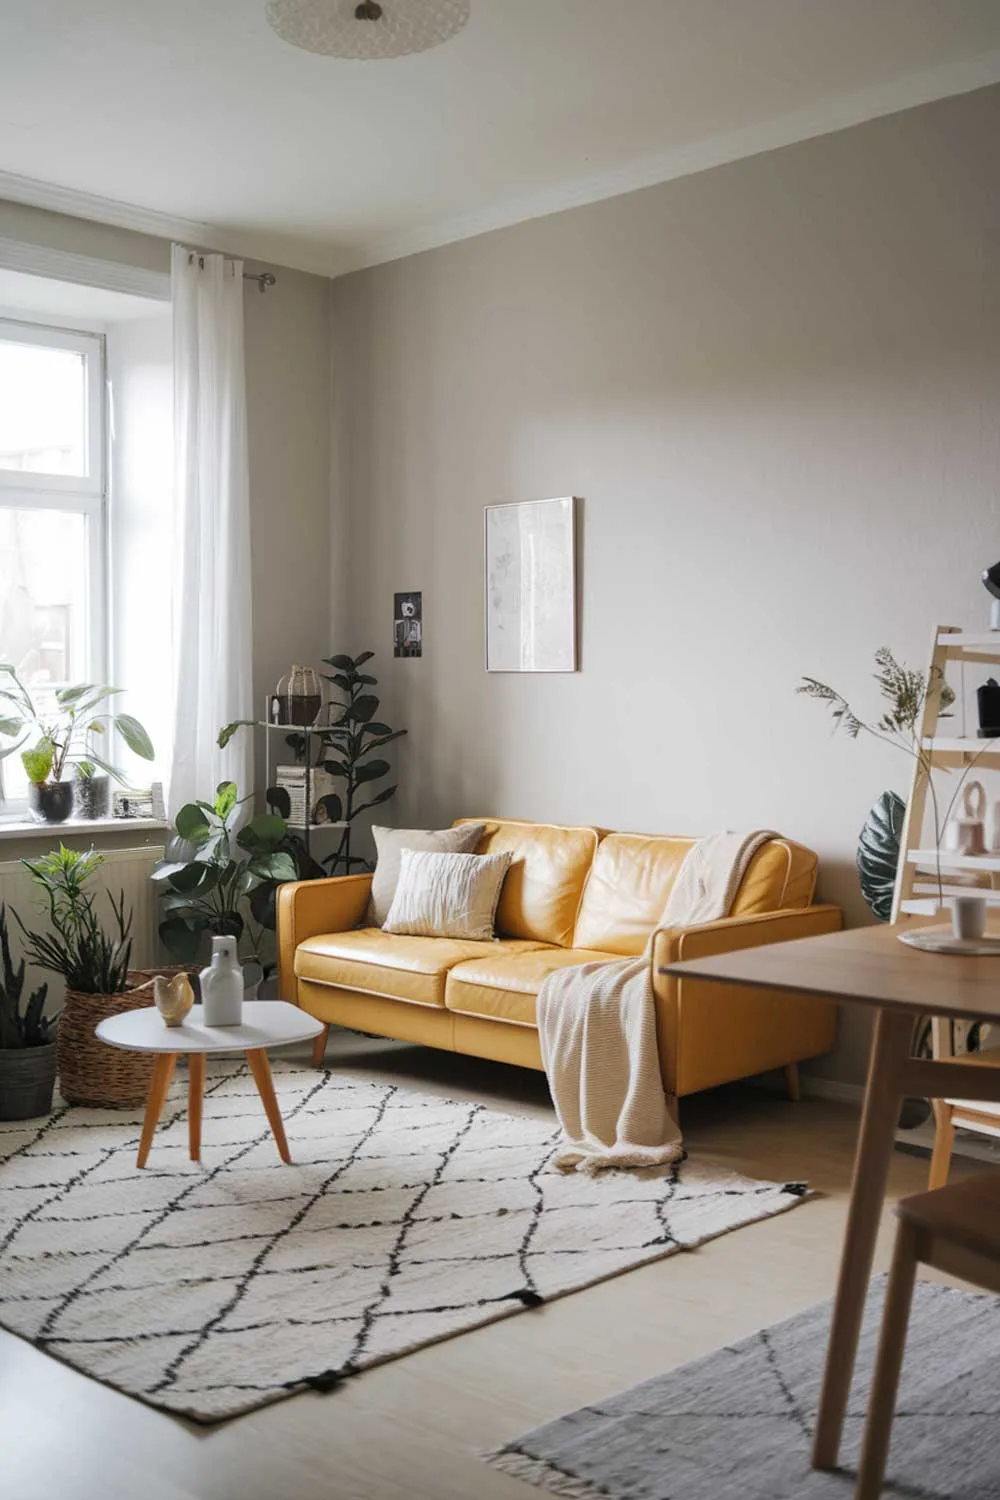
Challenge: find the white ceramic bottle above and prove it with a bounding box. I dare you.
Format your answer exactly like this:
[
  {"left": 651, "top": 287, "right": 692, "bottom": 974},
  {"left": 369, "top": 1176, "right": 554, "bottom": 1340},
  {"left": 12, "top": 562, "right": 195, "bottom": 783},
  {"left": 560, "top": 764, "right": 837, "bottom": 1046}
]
[{"left": 200, "top": 936, "right": 244, "bottom": 1027}]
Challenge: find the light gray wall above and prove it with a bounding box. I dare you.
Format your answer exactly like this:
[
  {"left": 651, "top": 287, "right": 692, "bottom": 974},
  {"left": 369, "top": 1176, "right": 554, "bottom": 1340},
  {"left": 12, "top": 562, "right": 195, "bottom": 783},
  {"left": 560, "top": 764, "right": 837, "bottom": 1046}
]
[
  {"left": 331, "top": 84, "right": 1000, "bottom": 1087},
  {"left": 0, "top": 200, "right": 334, "bottom": 787}
]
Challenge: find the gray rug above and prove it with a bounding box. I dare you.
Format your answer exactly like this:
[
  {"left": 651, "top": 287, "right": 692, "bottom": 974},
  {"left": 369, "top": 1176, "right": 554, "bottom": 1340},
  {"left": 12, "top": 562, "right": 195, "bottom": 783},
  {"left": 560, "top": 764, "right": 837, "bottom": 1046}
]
[
  {"left": 0, "top": 1057, "right": 809, "bottom": 1422},
  {"left": 487, "top": 1280, "right": 1000, "bottom": 1499}
]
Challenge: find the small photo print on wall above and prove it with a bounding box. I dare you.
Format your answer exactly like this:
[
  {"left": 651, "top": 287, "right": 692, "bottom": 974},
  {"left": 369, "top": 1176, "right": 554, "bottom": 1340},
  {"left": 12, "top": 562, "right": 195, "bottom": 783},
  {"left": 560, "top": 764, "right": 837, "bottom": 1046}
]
[{"left": 394, "top": 592, "right": 422, "bottom": 658}]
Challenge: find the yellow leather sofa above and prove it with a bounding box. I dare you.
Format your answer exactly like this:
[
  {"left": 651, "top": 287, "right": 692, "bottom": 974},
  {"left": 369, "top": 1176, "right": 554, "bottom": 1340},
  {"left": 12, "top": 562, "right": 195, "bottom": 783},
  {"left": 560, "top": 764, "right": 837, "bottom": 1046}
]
[{"left": 277, "top": 818, "right": 842, "bottom": 1113}]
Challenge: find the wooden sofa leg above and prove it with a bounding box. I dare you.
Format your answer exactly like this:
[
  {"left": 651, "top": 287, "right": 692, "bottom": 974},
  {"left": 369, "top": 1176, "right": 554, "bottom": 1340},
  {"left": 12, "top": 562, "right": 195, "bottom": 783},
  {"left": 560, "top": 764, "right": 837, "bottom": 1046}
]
[
  {"left": 784, "top": 1062, "right": 801, "bottom": 1102},
  {"left": 312, "top": 1025, "right": 330, "bottom": 1068}
]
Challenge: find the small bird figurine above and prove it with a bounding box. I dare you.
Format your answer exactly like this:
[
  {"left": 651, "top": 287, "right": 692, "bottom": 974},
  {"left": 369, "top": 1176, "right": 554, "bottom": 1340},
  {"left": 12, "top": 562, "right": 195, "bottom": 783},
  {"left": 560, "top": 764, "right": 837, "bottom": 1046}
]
[{"left": 153, "top": 973, "right": 195, "bottom": 1027}]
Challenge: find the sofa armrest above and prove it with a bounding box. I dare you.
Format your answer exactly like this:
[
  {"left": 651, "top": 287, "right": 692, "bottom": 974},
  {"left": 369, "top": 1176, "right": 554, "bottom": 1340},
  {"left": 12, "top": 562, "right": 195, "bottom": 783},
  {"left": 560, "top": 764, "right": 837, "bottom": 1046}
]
[
  {"left": 276, "top": 874, "right": 374, "bottom": 1006},
  {"left": 651, "top": 903, "right": 843, "bottom": 979},
  {"left": 650, "top": 904, "right": 843, "bottom": 1095}
]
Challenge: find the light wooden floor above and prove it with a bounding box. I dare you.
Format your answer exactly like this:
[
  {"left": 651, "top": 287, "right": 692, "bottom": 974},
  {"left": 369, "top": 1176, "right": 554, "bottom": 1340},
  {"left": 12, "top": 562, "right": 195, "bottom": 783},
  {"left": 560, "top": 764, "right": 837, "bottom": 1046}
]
[{"left": 2, "top": 1033, "right": 980, "bottom": 1500}]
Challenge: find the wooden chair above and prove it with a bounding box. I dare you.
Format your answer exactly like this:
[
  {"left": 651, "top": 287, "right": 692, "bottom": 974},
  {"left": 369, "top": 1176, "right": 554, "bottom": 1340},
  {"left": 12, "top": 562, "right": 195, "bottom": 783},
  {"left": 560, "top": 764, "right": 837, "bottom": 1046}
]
[
  {"left": 927, "top": 1021, "right": 1000, "bottom": 1189},
  {"left": 855, "top": 1169, "right": 1000, "bottom": 1500}
]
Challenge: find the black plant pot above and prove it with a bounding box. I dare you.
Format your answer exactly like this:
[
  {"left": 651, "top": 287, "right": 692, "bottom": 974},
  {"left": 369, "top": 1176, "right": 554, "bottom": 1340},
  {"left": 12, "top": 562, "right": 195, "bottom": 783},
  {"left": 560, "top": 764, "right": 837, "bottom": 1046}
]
[
  {"left": 0, "top": 1041, "right": 57, "bottom": 1121},
  {"left": 75, "top": 775, "right": 110, "bottom": 821},
  {"left": 28, "top": 780, "right": 74, "bottom": 824}
]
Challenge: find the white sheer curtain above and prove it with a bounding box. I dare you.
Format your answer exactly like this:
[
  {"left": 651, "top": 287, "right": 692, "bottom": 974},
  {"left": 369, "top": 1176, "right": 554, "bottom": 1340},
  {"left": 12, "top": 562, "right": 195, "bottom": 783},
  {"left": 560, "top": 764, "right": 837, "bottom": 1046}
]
[{"left": 168, "top": 245, "right": 253, "bottom": 815}]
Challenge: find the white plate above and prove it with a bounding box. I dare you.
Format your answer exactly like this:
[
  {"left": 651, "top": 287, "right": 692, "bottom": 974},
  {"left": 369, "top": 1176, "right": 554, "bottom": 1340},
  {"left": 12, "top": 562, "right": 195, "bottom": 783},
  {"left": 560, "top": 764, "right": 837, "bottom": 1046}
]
[{"left": 898, "top": 924, "right": 1000, "bottom": 956}]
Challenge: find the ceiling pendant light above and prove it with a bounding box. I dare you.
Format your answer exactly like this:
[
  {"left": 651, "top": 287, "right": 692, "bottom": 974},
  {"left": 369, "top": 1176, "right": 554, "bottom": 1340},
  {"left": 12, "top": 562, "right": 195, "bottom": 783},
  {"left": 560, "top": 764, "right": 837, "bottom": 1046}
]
[{"left": 265, "top": 0, "right": 471, "bottom": 60}]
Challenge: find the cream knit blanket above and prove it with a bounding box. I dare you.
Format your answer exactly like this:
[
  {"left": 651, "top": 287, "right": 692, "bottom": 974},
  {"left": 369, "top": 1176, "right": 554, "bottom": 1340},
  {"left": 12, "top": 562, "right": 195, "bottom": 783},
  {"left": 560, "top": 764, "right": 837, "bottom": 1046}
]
[{"left": 537, "top": 830, "right": 777, "bottom": 1173}]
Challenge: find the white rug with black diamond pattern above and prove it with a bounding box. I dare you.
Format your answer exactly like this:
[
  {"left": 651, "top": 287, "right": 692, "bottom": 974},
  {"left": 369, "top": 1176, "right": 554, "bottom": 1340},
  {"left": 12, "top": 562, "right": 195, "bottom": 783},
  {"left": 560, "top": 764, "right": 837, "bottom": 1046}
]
[{"left": 0, "top": 1057, "right": 810, "bottom": 1422}]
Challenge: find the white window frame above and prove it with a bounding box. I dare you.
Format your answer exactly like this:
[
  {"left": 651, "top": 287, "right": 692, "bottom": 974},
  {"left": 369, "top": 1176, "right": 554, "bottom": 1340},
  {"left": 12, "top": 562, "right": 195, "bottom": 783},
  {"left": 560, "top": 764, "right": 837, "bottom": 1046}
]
[{"left": 0, "top": 316, "right": 108, "bottom": 815}]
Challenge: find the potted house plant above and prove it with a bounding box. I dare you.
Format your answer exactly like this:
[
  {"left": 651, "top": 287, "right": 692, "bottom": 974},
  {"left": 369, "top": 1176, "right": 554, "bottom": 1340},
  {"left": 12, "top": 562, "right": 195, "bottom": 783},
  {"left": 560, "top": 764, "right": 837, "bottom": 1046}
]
[
  {"left": 0, "top": 904, "right": 56, "bottom": 1121},
  {"left": 74, "top": 759, "right": 111, "bottom": 821},
  {"left": 225, "top": 650, "right": 407, "bottom": 876},
  {"left": 153, "top": 780, "right": 299, "bottom": 985},
  {"left": 16, "top": 845, "right": 154, "bottom": 1107},
  {"left": 0, "top": 667, "right": 154, "bottom": 824}
]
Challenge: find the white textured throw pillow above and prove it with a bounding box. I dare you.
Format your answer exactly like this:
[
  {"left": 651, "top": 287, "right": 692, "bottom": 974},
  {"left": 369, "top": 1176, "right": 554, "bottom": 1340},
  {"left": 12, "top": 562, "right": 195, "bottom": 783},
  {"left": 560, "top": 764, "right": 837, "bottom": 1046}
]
[
  {"left": 383, "top": 849, "right": 512, "bottom": 941},
  {"left": 369, "top": 823, "right": 485, "bottom": 927}
]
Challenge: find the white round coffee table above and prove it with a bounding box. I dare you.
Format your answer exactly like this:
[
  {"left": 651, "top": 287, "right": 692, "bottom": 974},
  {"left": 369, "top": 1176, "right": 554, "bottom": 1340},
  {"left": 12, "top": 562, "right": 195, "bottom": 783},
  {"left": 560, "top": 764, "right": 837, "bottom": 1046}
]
[{"left": 96, "top": 1001, "right": 324, "bottom": 1168}]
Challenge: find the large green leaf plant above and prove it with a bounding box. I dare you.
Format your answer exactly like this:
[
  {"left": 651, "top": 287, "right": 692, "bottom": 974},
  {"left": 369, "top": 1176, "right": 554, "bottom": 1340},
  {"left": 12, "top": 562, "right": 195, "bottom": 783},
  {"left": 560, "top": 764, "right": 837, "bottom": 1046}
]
[
  {"left": 153, "top": 781, "right": 299, "bottom": 964},
  {"left": 316, "top": 651, "right": 406, "bottom": 875},
  {"left": 0, "top": 665, "right": 154, "bottom": 787}
]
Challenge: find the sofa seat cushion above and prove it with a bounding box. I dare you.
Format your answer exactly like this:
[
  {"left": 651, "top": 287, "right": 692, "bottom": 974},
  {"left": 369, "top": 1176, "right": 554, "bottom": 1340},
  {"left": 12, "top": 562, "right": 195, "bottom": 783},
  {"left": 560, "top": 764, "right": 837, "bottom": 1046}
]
[
  {"left": 294, "top": 929, "right": 552, "bottom": 1008},
  {"left": 445, "top": 946, "right": 620, "bottom": 1027}
]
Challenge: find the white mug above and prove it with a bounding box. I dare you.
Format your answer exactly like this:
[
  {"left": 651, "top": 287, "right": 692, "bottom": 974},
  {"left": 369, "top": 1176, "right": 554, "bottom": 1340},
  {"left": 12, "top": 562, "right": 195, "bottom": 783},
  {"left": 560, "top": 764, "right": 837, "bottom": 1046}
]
[{"left": 952, "top": 895, "right": 988, "bottom": 941}]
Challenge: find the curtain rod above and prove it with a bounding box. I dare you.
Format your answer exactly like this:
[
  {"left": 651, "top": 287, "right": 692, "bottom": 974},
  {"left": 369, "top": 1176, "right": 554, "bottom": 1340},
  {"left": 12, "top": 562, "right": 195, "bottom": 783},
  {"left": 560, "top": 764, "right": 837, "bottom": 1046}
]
[{"left": 187, "top": 252, "right": 277, "bottom": 292}]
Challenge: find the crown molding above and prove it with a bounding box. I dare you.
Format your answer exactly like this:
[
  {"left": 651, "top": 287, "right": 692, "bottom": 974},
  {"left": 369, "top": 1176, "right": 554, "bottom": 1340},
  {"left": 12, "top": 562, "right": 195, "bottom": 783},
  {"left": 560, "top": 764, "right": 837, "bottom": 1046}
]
[
  {"left": 1, "top": 48, "right": 998, "bottom": 284},
  {"left": 342, "top": 48, "right": 1000, "bottom": 275},
  {"left": 0, "top": 167, "right": 351, "bottom": 281}
]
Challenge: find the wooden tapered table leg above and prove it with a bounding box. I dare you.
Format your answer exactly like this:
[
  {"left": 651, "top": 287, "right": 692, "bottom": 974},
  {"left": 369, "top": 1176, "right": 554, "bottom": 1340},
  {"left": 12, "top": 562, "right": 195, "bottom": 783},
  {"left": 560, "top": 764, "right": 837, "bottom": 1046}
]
[
  {"left": 136, "top": 1053, "right": 178, "bottom": 1169},
  {"left": 188, "top": 1052, "right": 206, "bottom": 1162},
  {"left": 312, "top": 1024, "right": 330, "bottom": 1067},
  {"left": 812, "top": 1008, "right": 914, "bottom": 1470},
  {"left": 246, "top": 1047, "right": 291, "bottom": 1163}
]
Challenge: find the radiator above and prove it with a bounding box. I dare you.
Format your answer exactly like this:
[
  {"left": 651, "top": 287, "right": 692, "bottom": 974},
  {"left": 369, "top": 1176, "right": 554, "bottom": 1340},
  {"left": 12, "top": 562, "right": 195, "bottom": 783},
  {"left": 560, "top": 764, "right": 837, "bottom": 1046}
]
[{"left": 0, "top": 844, "right": 165, "bottom": 1001}]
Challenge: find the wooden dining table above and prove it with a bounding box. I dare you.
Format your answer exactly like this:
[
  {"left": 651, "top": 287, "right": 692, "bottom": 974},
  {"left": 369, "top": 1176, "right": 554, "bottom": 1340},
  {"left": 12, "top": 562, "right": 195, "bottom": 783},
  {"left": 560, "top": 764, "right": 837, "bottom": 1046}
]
[{"left": 663, "top": 921, "right": 1000, "bottom": 1473}]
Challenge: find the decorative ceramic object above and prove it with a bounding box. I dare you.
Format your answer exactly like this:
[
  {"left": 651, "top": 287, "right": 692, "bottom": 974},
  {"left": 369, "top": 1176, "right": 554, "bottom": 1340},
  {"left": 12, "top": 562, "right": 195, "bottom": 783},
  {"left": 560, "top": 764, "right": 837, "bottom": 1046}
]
[
  {"left": 952, "top": 896, "right": 988, "bottom": 941},
  {"left": 199, "top": 937, "right": 244, "bottom": 1027},
  {"left": 275, "top": 665, "right": 322, "bottom": 726},
  {"left": 978, "top": 678, "right": 1000, "bottom": 738},
  {"left": 153, "top": 973, "right": 195, "bottom": 1028},
  {"left": 945, "top": 781, "right": 987, "bottom": 855}
]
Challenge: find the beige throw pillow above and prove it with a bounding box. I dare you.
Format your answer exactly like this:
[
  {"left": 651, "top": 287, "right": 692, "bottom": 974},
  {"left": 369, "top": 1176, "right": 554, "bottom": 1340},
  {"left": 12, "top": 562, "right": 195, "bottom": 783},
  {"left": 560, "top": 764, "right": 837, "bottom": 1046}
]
[
  {"left": 369, "top": 823, "right": 485, "bottom": 927},
  {"left": 383, "top": 849, "right": 512, "bottom": 941}
]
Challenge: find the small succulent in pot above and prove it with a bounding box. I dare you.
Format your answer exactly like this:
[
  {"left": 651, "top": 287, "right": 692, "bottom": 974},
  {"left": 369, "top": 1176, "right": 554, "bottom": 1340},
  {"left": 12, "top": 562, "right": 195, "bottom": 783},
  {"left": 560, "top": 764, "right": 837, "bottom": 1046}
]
[
  {"left": 0, "top": 904, "right": 57, "bottom": 1121},
  {"left": 0, "top": 666, "right": 154, "bottom": 824}
]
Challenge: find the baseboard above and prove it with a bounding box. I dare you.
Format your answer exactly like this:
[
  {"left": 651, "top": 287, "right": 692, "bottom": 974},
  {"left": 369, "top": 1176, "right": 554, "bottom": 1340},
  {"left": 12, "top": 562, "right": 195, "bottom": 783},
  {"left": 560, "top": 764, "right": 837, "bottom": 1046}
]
[
  {"left": 799, "top": 1072, "right": 1000, "bottom": 1165},
  {"left": 800, "top": 1074, "right": 864, "bottom": 1107}
]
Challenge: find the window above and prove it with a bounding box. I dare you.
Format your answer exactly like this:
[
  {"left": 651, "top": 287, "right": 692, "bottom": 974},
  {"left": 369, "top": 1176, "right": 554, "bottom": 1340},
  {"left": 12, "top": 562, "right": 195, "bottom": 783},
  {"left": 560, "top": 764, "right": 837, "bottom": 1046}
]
[{"left": 0, "top": 319, "right": 106, "bottom": 813}]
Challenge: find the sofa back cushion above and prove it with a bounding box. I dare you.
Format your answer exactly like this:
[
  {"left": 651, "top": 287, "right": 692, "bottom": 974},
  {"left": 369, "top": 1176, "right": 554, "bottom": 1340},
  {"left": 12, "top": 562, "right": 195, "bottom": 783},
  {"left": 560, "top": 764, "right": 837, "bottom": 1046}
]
[
  {"left": 573, "top": 833, "right": 818, "bottom": 954},
  {"left": 454, "top": 818, "right": 599, "bottom": 947}
]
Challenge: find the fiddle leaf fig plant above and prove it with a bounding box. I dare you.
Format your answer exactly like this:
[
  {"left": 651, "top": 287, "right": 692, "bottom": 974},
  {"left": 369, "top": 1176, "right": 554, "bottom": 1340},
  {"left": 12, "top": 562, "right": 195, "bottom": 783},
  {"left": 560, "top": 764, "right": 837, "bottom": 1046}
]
[
  {"left": 0, "top": 666, "right": 154, "bottom": 787},
  {"left": 318, "top": 651, "right": 406, "bottom": 875}
]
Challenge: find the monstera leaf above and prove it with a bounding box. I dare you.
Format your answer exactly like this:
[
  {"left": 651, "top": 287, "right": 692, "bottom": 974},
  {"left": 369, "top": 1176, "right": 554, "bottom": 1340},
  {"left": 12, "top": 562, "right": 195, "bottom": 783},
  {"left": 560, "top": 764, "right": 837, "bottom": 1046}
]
[{"left": 857, "top": 790, "right": 906, "bottom": 922}]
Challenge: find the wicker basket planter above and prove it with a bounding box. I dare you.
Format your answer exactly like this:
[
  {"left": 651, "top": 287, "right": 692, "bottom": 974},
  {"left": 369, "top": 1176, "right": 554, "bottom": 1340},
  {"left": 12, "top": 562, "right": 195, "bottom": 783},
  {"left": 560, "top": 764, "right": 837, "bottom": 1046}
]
[{"left": 58, "top": 982, "right": 157, "bottom": 1108}]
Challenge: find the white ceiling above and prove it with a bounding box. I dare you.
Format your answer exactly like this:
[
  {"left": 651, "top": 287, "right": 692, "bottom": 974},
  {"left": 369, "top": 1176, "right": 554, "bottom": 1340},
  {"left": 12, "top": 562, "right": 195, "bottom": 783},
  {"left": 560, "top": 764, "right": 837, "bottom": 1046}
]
[{"left": 1, "top": 0, "right": 999, "bottom": 279}]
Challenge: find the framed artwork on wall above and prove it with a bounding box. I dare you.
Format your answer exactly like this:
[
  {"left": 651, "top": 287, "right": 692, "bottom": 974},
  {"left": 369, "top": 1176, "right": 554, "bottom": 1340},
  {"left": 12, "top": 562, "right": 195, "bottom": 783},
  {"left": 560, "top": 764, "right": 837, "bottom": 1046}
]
[
  {"left": 394, "top": 591, "right": 422, "bottom": 658},
  {"left": 484, "top": 496, "right": 578, "bottom": 673}
]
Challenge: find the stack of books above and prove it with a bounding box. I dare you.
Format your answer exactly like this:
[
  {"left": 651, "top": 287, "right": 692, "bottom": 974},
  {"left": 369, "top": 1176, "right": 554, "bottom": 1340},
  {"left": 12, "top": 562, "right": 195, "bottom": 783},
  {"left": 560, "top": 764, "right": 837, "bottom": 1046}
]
[{"left": 274, "top": 765, "right": 338, "bottom": 827}]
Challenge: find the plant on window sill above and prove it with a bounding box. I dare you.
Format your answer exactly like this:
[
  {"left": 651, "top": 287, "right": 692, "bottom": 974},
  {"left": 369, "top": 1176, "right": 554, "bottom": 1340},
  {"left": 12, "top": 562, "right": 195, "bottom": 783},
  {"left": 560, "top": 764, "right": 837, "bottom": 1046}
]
[{"left": 0, "top": 667, "right": 155, "bottom": 827}]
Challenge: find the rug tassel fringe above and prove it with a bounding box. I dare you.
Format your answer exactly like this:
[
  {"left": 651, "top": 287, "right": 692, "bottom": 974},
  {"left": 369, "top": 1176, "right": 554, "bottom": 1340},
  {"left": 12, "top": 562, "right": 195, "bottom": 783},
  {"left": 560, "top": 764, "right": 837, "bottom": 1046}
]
[
  {"left": 303, "top": 1368, "right": 347, "bottom": 1393},
  {"left": 487, "top": 1448, "right": 604, "bottom": 1499}
]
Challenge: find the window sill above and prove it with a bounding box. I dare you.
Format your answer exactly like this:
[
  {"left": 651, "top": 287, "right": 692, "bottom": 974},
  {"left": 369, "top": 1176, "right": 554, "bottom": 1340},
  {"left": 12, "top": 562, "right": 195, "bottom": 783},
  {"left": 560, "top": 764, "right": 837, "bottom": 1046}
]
[{"left": 0, "top": 816, "right": 168, "bottom": 842}]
